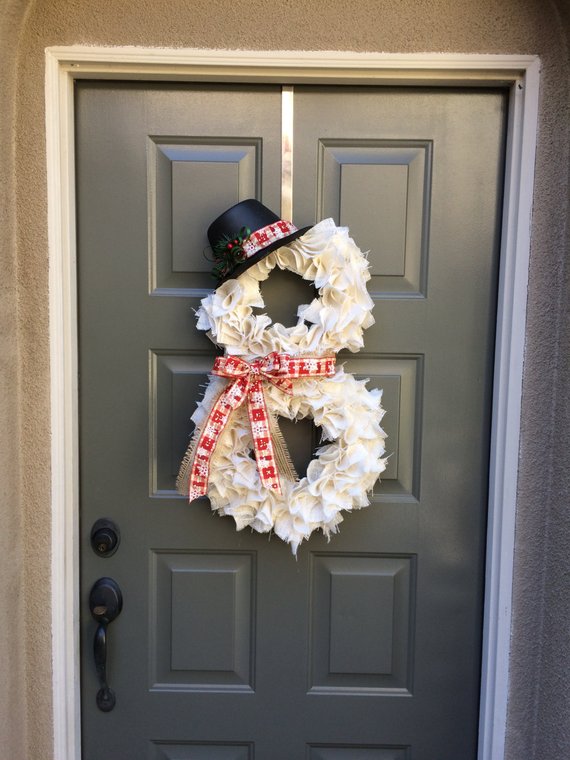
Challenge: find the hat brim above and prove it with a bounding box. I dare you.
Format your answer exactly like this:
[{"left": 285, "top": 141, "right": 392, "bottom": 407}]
[{"left": 218, "top": 225, "right": 313, "bottom": 285}]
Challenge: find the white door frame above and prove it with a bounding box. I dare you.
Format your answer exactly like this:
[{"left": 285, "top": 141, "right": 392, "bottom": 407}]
[{"left": 45, "top": 47, "right": 540, "bottom": 760}]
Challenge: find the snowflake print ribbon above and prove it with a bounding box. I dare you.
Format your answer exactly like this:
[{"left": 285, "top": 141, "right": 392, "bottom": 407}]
[{"left": 187, "top": 352, "right": 336, "bottom": 501}]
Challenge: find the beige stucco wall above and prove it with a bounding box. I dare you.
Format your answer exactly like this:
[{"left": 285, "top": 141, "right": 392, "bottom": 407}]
[{"left": 1, "top": 0, "right": 569, "bottom": 758}]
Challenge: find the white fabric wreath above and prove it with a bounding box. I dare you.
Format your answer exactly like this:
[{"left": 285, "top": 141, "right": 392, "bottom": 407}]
[
  {"left": 190, "top": 368, "right": 386, "bottom": 554},
  {"left": 196, "top": 218, "right": 375, "bottom": 357},
  {"left": 180, "top": 218, "right": 386, "bottom": 553}
]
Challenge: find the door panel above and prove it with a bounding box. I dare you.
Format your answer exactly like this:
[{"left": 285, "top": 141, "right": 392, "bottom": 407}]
[
  {"left": 77, "top": 82, "right": 506, "bottom": 759},
  {"left": 315, "top": 138, "right": 430, "bottom": 295}
]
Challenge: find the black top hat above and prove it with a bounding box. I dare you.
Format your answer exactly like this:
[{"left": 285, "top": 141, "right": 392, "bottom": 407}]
[{"left": 207, "top": 199, "right": 311, "bottom": 284}]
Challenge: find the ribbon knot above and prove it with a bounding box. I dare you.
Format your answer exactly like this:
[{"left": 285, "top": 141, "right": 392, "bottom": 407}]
[{"left": 185, "top": 352, "right": 336, "bottom": 501}]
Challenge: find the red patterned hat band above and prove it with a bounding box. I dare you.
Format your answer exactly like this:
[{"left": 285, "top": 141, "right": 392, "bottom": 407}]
[{"left": 241, "top": 220, "right": 298, "bottom": 258}]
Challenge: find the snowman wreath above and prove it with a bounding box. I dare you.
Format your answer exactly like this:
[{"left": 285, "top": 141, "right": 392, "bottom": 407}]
[{"left": 177, "top": 199, "right": 387, "bottom": 553}]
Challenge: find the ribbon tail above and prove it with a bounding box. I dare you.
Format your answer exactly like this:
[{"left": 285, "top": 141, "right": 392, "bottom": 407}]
[
  {"left": 268, "top": 413, "right": 299, "bottom": 484},
  {"left": 247, "top": 378, "right": 282, "bottom": 495},
  {"left": 180, "top": 379, "right": 244, "bottom": 502},
  {"left": 176, "top": 427, "right": 201, "bottom": 497}
]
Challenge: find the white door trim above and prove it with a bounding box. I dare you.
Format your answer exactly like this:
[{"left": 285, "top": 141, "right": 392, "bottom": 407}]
[{"left": 45, "top": 46, "right": 540, "bottom": 760}]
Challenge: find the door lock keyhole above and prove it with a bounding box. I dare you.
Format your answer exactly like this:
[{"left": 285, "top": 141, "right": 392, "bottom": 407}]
[{"left": 90, "top": 519, "right": 120, "bottom": 557}]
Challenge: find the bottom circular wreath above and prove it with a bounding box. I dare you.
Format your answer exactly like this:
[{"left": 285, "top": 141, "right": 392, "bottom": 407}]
[{"left": 181, "top": 366, "right": 387, "bottom": 554}]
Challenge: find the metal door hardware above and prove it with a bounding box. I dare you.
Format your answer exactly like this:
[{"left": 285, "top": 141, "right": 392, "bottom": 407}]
[
  {"left": 90, "top": 518, "right": 120, "bottom": 557},
  {"left": 88, "top": 577, "right": 123, "bottom": 712}
]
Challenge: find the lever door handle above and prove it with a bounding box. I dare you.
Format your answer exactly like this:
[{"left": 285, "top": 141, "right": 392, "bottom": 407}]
[{"left": 88, "top": 577, "right": 123, "bottom": 712}]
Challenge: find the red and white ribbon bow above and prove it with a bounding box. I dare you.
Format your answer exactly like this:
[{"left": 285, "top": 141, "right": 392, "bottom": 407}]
[{"left": 187, "top": 352, "right": 336, "bottom": 501}]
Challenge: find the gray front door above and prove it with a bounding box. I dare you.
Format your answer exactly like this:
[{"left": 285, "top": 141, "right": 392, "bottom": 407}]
[{"left": 77, "top": 81, "right": 506, "bottom": 759}]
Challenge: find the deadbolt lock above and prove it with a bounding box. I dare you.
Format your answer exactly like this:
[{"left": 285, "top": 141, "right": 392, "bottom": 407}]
[{"left": 90, "top": 518, "right": 120, "bottom": 558}]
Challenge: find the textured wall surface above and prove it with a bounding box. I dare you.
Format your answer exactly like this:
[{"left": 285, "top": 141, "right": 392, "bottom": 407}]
[
  {"left": 0, "top": 3, "right": 29, "bottom": 759},
  {"left": 0, "top": 0, "right": 569, "bottom": 758}
]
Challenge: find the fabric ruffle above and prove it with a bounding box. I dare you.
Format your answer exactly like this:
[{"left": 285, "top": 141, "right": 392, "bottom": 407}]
[{"left": 196, "top": 219, "right": 375, "bottom": 357}]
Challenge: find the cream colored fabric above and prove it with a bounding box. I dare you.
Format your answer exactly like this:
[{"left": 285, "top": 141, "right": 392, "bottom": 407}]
[
  {"left": 192, "top": 369, "right": 386, "bottom": 553},
  {"left": 197, "top": 219, "right": 375, "bottom": 357}
]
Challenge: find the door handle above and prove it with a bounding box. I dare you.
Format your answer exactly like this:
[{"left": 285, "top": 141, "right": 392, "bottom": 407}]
[{"left": 89, "top": 577, "right": 123, "bottom": 712}]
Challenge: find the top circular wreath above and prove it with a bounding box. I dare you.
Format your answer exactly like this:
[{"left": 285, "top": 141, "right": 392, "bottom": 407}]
[{"left": 197, "top": 217, "right": 375, "bottom": 356}]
